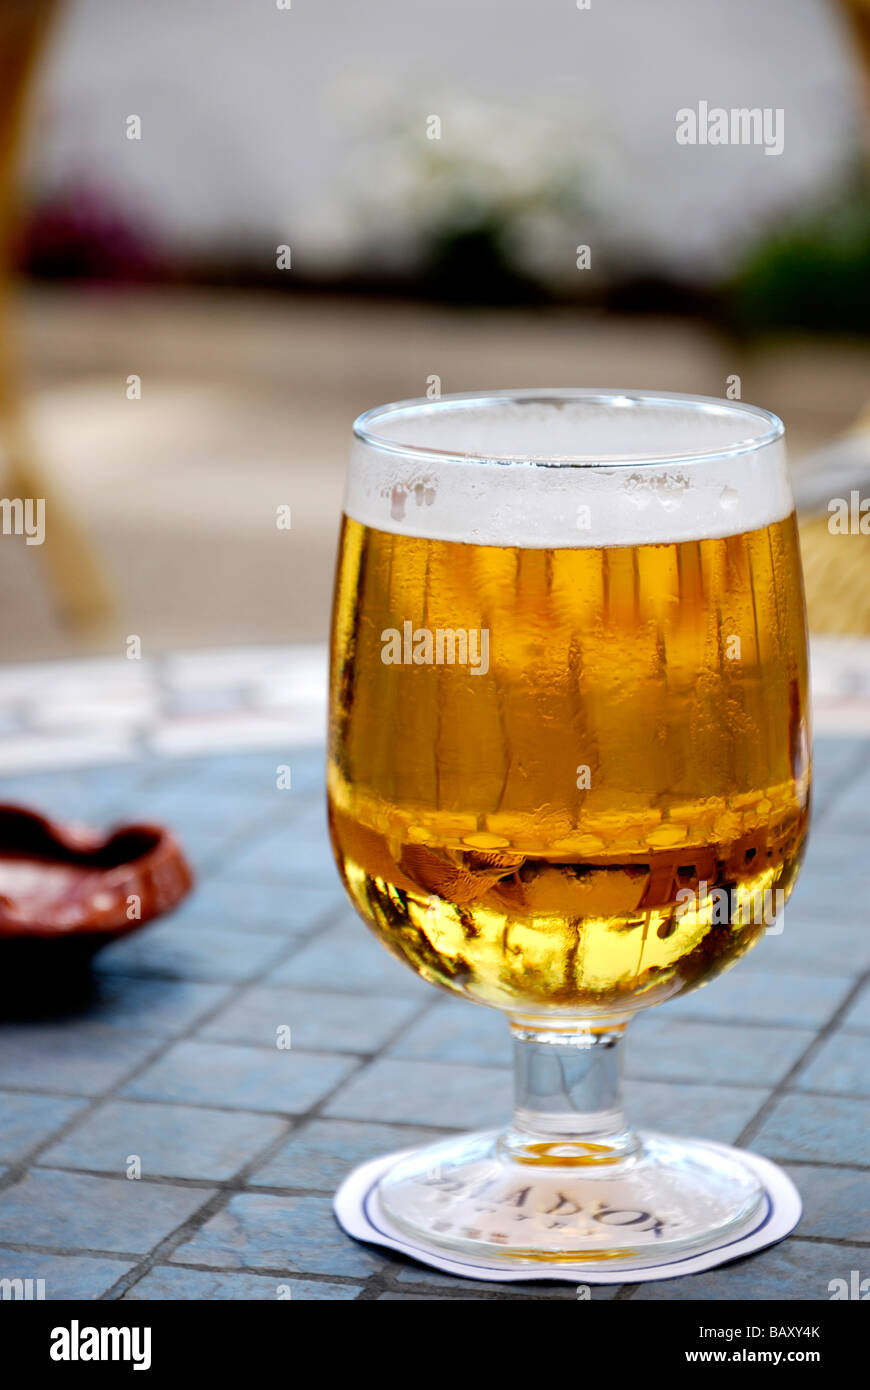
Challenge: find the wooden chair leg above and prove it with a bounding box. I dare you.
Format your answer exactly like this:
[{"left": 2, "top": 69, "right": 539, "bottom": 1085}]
[
  {"left": 2, "top": 412, "right": 113, "bottom": 630},
  {"left": 0, "top": 0, "right": 113, "bottom": 632}
]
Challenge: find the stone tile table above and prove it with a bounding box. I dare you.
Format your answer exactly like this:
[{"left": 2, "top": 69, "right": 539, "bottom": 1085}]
[{"left": 0, "top": 645, "right": 867, "bottom": 1300}]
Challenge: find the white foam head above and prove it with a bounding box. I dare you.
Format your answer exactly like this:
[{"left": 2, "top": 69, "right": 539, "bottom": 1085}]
[{"left": 346, "top": 390, "right": 791, "bottom": 548}]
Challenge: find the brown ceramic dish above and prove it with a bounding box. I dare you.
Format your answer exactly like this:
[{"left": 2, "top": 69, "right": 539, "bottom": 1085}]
[{"left": 0, "top": 804, "right": 193, "bottom": 967}]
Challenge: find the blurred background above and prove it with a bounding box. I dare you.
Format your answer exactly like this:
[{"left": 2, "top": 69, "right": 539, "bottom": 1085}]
[
  {"left": 1, "top": 3, "right": 869, "bottom": 1306},
  {"left": 1, "top": 0, "right": 870, "bottom": 661}
]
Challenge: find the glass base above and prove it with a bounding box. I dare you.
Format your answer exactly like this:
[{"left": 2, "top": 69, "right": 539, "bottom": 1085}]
[{"left": 378, "top": 1128, "right": 765, "bottom": 1271}]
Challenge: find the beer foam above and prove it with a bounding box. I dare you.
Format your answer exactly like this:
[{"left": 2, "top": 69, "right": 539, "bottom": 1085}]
[{"left": 346, "top": 392, "right": 792, "bottom": 548}]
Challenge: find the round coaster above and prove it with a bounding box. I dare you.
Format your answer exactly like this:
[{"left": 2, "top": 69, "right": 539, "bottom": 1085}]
[{"left": 333, "top": 1141, "right": 801, "bottom": 1284}]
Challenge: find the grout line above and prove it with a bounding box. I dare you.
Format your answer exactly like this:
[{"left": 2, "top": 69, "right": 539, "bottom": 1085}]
[
  {"left": 2, "top": 742, "right": 868, "bottom": 1300},
  {"left": 790, "top": 1233, "right": 870, "bottom": 1249},
  {"left": 100, "top": 1118, "right": 305, "bottom": 1301},
  {"left": 98, "top": 950, "right": 442, "bottom": 1297},
  {"left": 126, "top": 1260, "right": 367, "bottom": 1287},
  {"left": 809, "top": 740, "right": 870, "bottom": 823},
  {"left": 734, "top": 966, "right": 870, "bottom": 1151},
  {"left": 0, "top": 883, "right": 353, "bottom": 1203},
  {"left": 0, "top": 1241, "right": 138, "bottom": 1261}
]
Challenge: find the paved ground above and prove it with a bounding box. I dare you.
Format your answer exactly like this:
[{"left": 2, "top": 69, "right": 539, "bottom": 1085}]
[
  {"left": 4, "top": 288, "right": 870, "bottom": 660},
  {"left": 0, "top": 732, "right": 867, "bottom": 1301}
]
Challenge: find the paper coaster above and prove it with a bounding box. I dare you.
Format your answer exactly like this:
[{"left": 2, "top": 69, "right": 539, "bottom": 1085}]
[{"left": 334, "top": 1141, "right": 801, "bottom": 1284}]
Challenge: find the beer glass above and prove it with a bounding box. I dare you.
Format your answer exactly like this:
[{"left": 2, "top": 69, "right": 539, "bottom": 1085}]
[{"left": 328, "top": 389, "right": 810, "bottom": 1268}]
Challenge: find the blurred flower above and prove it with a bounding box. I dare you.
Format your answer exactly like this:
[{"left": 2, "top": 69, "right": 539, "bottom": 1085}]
[
  {"left": 20, "top": 180, "right": 169, "bottom": 284},
  {"left": 291, "top": 87, "right": 641, "bottom": 297}
]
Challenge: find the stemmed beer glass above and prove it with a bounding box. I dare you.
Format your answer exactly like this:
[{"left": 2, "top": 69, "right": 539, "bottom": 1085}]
[{"left": 328, "top": 389, "right": 810, "bottom": 1269}]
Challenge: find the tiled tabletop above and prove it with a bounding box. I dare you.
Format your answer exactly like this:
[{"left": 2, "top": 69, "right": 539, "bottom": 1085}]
[
  {"left": 0, "top": 721, "right": 867, "bottom": 1298},
  {"left": 0, "top": 637, "right": 868, "bottom": 781}
]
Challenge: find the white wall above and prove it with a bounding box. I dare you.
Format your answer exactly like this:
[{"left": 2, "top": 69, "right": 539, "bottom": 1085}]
[{"left": 25, "top": 0, "right": 865, "bottom": 279}]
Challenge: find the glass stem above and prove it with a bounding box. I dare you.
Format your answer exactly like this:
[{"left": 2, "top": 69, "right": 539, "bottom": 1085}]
[{"left": 502, "top": 1020, "right": 639, "bottom": 1166}]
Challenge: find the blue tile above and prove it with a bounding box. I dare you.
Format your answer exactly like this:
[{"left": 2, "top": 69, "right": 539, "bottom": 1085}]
[
  {"left": 158, "top": 825, "right": 243, "bottom": 872},
  {"left": 80, "top": 976, "right": 232, "bottom": 1036},
  {"left": 626, "top": 1017, "right": 814, "bottom": 1087},
  {"left": 122, "top": 1040, "right": 358, "bottom": 1114},
  {"left": 392, "top": 1264, "right": 618, "bottom": 1298},
  {"left": 743, "top": 914, "right": 870, "bottom": 977},
  {"left": 0, "top": 1025, "right": 157, "bottom": 1096},
  {"left": 170, "top": 1192, "right": 388, "bottom": 1277},
  {"left": 323, "top": 1058, "right": 511, "bottom": 1129},
  {"left": 816, "top": 759, "right": 870, "bottom": 836},
  {"left": 96, "top": 919, "right": 289, "bottom": 983},
  {"left": 0, "top": 765, "right": 154, "bottom": 823},
  {"left": 249, "top": 1119, "right": 445, "bottom": 1190},
  {"left": 796, "top": 832, "right": 870, "bottom": 884},
  {"left": 287, "top": 808, "right": 333, "bottom": 847},
  {"left": 0, "top": 1092, "right": 88, "bottom": 1162},
  {"left": 198, "top": 986, "right": 421, "bottom": 1053},
  {"left": 377, "top": 1291, "right": 481, "bottom": 1300},
  {"left": 183, "top": 749, "right": 326, "bottom": 798},
  {"left": 124, "top": 1266, "right": 362, "bottom": 1299},
  {"left": 13, "top": 739, "right": 851, "bottom": 1301},
  {"left": 387, "top": 999, "right": 511, "bottom": 1067},
  {"left": 38, "top": 1101, "right": 288, "bottom": 1181},
  {"left": 786, "top": 1164, "right": 870, "bottom": 1241},
  {"left": 783, "top": 849, "right": 870, "bottom": 909},
  {"left": 793, "top": 1031, "right": 870, "bottom": 1097},
  {"left": 750, "top": 1093, "right": 869, "bottom": 1166},
  {"left": 0, "top": 1246, "right": 132, "bottom": 1299},
  {"left": 842, "top": 981, "right": 870, "bottom": 1032},
  {"left": 623, "top": 1081, "right": 769, "bottom": 1146},
  {"left": 169, "top": 751, "right": 303, "bottom": 784},
  {"left": 175, "top": 881, "right": 343, "bottom": 937},
  {"left": 661, "top": 968, "right": 853, "bottom": 1029},
  {"left": 811, "top": 737, "right": 870, "bottom": 817},
  {"left": 133, "top": 783, "right": 276, "bottom": 831},
  {"left": 255, "top": 844, "right": 341, "bottom": 890},
  {"left": 632, "top": 1238, "right": 867, "bottom": 1300},
  {"left": 277, "top": 749, "right": 328, "bottom": 797},
  {"left": 225, "top": 823, "right": 340, "bottom": 888},
  {"left": 271, "top": 922, "right": 430, "bottom": 1000},
  {"left": 0, "top": 1169, "right": 212, "bottom": 1254},
  {"left": 779, "top": 867, "right": 868, "bottom": 930}
]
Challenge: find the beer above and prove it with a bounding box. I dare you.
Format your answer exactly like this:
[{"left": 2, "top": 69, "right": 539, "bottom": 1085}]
[{"left": 328, "top": 395, "right": 811, "bottom": 1018}]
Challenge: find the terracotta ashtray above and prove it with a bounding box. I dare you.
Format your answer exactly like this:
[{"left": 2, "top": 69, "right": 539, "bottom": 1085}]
[{"left": 0, "top": 805, "right": 193, "bottom": 969}]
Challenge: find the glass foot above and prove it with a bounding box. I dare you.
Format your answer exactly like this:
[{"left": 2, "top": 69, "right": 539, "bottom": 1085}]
[{"left": 377, "top": 1129, "right": 765, "bottom": 1271}]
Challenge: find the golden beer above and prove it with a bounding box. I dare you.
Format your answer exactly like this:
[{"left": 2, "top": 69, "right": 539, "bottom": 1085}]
[
  {"left": 327, "top": 391, "right": 812, "bottom": 1267},
  {"left": 329, "top": 513, "right": 810, "bottom": 1017}
]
